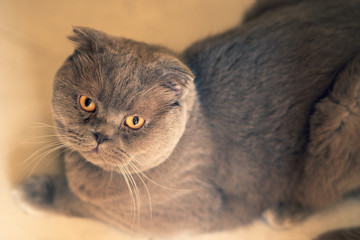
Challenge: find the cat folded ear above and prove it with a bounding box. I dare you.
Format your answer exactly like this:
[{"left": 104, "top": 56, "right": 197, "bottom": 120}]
[
  {"left": 160, "top": 59, "right": 195, "bottom": 97},
  {"left": 68, "top": 26, "right": 104, "bottom": 52}
]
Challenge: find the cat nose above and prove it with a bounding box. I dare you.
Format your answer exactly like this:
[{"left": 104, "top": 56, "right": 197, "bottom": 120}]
[{"left": 93, "top": 132, "right": 109, "bottom": 145}]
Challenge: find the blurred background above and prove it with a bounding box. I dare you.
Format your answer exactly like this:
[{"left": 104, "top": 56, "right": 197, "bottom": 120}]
[{"left": 1, "top": 0, "right": 360, "bottom": 239}]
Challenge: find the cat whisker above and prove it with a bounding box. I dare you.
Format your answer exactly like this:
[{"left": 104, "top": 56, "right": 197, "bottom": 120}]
[
  {"left": 128, "top": 161, "right": 153, "bottom": 222},
  {"left": 130, "top": 160, "right": 175, "bottom": 191},
  {"left": 118, "top": 165, "right": 137, "bottom": 224},
  {"left": 30, "top": 122, "right": 64, "bottom": 131},
  {"left": 123, "top": 165, "right": 141, "bottom": 226},
  {"left": 25, "top": 145, "right": 67, "bottom": 180},
  {"left": 26, "top": 144, "right": 66, "bottom": 178},
  {"left": 20, "top": 135, "right": 68, "bottom": 144},
  {"left": 42, "top": 147, "right": 68, "bottom": 170},
  {"left": 63, "top": 136, "right": 92, "bottom": 149},
  {"left": 14, "top": 142, "right": 66, "bottom": 180},
  {"left": 112, "top": 148, "right": 131, "bottom": 159},
  {"left": 114, "top": 152, "right": 166, "bottom": 189},
  {"left": 2, "top": 138, "right": 58, "bottom": 159},
  {"left": 65, "top": 128, "right": 85, "bottom": 138},
  {"left": 131, "top": 156, "right": 199, "bottom": 192},
  {"left": 13, "top": 141, "right": 65, "bottom": 168}
]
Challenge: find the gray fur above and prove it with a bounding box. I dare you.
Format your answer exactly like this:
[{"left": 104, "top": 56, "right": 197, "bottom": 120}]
[
  {"left": 14, "top": 0, "right": 360, "bottom": 237},
  {"left": 315, "top": 228, "right": 360, "bottom": 240}
]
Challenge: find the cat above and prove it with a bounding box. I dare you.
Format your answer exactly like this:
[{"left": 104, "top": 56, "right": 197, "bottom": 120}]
[{"left": 13, "top": 0, "right": 360, "bottom": 238}]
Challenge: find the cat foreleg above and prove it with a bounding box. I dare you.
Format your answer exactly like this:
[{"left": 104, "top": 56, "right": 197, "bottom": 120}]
[{"left": 13, "top": 175, "right": 95, "bottom": 218}]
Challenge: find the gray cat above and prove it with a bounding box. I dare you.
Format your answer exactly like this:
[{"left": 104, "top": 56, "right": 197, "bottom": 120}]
[{"left": 13, "top": 0, "right": 360, "bottom": 239}]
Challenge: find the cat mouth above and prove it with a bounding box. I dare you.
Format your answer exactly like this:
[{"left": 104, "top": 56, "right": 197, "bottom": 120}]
[
  {"left": 92, "top": 146, "right": 101, "bottom": 154},
  {"left": 89, "top": 144, "right": 103, "bottom": 154}
]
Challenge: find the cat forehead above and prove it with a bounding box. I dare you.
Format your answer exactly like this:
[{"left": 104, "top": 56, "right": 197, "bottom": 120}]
[
  {"left": 67, "top": 53, "right": 170, "bottom": 109},
  {"left": 69, "top": 44, "right": 168, "bottom": 82},
  {"left": 67, "top": 51, "right": 157, "bottom": 93}
]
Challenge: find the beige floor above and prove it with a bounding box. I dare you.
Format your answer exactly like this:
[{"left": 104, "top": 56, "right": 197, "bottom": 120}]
[{"left": 1, "top": 0, "right": 360, "bottom": 239}]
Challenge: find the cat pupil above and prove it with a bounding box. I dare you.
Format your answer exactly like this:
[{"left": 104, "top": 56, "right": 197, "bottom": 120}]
[
  {"left": 133, "top": 116, "right": 139, "bottom": 125},
  {"left": 85, "top": 98, "right": 92, "bottom": 107}
]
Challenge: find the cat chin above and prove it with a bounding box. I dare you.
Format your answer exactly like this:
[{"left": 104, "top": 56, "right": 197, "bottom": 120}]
[
  {"left": 78, "top": 149, "right": 142, "bottom": 174},
  {"left": 81, "top": 151, "right": 164, "bottom": 174},
  {"left": 82, "top": 157, "right": 120, "bottom": 172},
  {"left": 79, "top": 151, "right": 121, "bottom": 171},
  {"left": 82, "top": 142, "right": 177, "bottom": 174}
]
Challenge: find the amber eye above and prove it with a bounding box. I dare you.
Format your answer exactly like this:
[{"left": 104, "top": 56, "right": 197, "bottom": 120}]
[
  {"left": 79, "top": 96, "right": 96, "bottom": 112},
  {"left": 125, "top": 116, "right": 145, "bottom": 130}
]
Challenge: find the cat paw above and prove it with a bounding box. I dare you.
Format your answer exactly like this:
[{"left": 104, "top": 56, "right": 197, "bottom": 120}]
[
  {"left": 263, "top": 203, "right": 311, "bottom": 230},
  {"left": 263, "top": 209, "right": 296, "bottom": 230},
  {"left": 12, "top": 175, "right": 55, "bottom": 215}
]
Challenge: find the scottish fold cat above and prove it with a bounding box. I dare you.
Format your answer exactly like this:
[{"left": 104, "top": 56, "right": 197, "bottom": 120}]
[{"left": 14, "top": 0, "right": 360, "bottom": 239}]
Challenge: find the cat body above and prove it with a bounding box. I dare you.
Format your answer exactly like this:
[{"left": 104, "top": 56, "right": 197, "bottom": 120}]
[
  {"left": 14, "top": 0, "right": 360, "bottom": 238},
  {"left": 185, "top": 0, "right": 360, "bottom": 224}
]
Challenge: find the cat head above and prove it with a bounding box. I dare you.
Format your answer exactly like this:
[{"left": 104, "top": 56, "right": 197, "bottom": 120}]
[{"left": 52, "top": 26, "right": 194, "bottom": 173}]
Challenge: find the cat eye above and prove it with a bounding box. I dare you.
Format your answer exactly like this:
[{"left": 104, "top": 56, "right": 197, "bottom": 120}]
[
  {"left": 79, "top": 95, "right": 96, "bottom": 112},
  {"left": 125, "top": 116, "right": 145, "bottom": 130}
]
